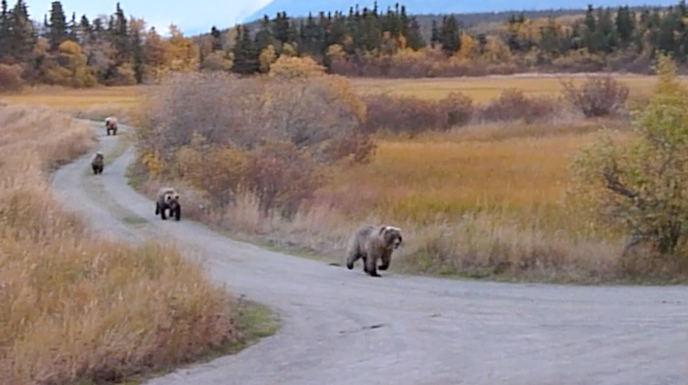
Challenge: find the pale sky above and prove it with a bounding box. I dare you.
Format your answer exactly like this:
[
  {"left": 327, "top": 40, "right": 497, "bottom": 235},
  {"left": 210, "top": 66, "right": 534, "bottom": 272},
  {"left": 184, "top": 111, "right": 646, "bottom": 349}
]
[{"left": 26, "top": 0, "right": 274, "bottom": 35}]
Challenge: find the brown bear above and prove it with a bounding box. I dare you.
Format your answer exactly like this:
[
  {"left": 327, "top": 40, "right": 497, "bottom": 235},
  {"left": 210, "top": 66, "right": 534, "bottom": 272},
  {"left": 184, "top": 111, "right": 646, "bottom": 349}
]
[
  {"left": 345, "top": 224, "right": 403, "bottom": 277},
  {"left": 155, "top": 187, "right": 181, "bottom": 221},
  {"left": 105, "top": 116, "right": 118, "bottom": 136},
  {"left": 91, "top": 151, "right": 104, "bottom": 174}
]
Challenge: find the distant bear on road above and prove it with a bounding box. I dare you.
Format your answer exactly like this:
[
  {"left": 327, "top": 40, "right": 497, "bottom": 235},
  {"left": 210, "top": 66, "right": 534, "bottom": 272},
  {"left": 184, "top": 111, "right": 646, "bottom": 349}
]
[
  {"left": 91, "top": 151, "right": 104, "bottom": 174},
  {"left": 105, "top": 116, "right": 118, "bottom": 136},
  {"left": 345, "top": 225, "right": 403, "bottom": 277},
  {"left": 155, "top": 187, "right": 181, "bottom": 221}
]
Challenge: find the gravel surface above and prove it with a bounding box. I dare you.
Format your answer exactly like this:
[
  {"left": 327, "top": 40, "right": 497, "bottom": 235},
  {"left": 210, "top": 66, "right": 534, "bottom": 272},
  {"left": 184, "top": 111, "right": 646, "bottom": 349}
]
[{"left": 50, "top": 122, "right": 688, "bottom": 385}]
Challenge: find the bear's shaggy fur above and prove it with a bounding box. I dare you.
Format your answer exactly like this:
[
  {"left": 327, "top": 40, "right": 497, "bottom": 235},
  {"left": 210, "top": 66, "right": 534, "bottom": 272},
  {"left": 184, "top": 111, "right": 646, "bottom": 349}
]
[
  {"left": 105, "top": 116, "right": 118, "bottom": 136},
  {"left": 155, "top": 187, "right": 181, "bottom": 221},
  {"left": 345, "top": 224, "right": 403, "bottom": 277},
  {"left": 91, "top": 151, "right": 104, "bottom": 174}
]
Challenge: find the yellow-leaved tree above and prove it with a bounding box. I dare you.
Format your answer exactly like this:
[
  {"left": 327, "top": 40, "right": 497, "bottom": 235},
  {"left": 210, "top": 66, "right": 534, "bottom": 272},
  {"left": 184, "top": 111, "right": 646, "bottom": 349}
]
[
  {"left": 38, "top": 39, "right": 97, "bottom": 87},
  {"left": 163, "top": 24, "right": 199, "bottom": 73},
  {"left": 569, "top": 53, "right": 688, "bottom": 275}
]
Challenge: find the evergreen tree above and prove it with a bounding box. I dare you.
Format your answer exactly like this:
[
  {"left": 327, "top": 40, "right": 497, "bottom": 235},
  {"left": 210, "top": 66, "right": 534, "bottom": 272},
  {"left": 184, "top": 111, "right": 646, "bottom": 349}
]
[
  {"left": 67, "top": 11, "right": 77, "bottom": 41},
  {"left": 405, "top": 17, "right": 425, "bottom": 49},
  {"left": 0, "top": 0, "right": 9, "bottom": 59},
  {"left": 430, "top": 19, "right": 439, "bottom": 48},
  {"left": 438, "top": 15, "right": 460, "bottom": 55},
  {"left": 8, "top": 0, "right": 36, "bottom": 62},
  {"left": 130, "top": 23, "right": 144, "bottom": 82},
  {"left": 615, "top": 6, "right": 635, "bottom": 48},
  {"left": 232, "top": 25, "right": 259, "bottom": 74},
  {"left": 79, "top": 15, "right": 92, "bottom": 43},
  {"left": 210, "top": 25, "right": 222, "bottom": 51},
  {"left": 48, "top": 1, "right": 67, "bottom": 50},
  {"left": 112, "top": 2, "right": 129, "bottom": 62}
]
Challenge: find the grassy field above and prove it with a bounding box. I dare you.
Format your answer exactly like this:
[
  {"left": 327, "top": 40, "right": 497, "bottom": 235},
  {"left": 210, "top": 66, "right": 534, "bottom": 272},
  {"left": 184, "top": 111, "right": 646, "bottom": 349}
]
[
  {"left": 0, "top": 73, "right": 670, "bottom": 107},
  {"left": 351, "top": 73, "right": 664, "bottom": 101},
  {"left": 1, "top": 73, "right": 666, "bottom": 283},
  {"left": 324, "top": 126, "right": 601, "bottom": 224}
]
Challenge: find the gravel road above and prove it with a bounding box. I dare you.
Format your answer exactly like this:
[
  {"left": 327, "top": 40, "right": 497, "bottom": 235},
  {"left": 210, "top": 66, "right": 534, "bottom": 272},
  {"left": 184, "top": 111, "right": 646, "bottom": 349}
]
[{"left": 50, "top": 122, "right": 687, "bottom": 385}]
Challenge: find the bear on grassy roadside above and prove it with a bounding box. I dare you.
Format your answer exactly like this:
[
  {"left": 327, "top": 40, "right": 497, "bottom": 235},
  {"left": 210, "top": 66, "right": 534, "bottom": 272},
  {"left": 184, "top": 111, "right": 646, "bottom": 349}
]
[
  {"left": 345, "top": 225, "right": 403, "bottom": 277},
  {"left": 91, "top": 151, "right": 104, "bottom": 174},
  {"left": 155, "top": 187, "right": 181, "bottom": 221}
]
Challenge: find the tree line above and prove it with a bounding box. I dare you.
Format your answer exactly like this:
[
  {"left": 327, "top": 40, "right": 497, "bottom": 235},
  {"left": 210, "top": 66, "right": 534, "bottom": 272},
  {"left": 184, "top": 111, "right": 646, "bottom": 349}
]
[
  {"left": 0, "top": 0, "right": 197, "bottom": 88},
  {"left": 4, "top": 0, "right": 688, "bottom": 90}
]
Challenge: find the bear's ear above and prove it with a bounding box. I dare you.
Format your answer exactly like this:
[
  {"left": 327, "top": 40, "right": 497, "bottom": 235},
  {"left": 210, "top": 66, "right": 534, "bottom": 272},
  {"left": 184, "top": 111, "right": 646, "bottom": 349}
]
[{"left": 379, "top": 226, "right": 388, "bottom": 236}]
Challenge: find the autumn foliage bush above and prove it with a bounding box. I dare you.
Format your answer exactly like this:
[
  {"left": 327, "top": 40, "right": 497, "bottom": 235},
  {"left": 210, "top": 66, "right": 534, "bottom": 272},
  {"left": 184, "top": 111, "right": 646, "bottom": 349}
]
[
  {"left": 0, "top": 105, "right": 238, "bottom": 385},
  {"left": 0, "top": 64, "right": 25, "bottom": 93},
  {"left": 135, "top": 56, "right": 374, "bottom": 218}
]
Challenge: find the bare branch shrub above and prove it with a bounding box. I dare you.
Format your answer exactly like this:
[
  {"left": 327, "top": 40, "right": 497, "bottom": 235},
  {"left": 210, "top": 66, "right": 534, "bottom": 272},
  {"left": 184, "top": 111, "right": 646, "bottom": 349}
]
[
  {"left": 475, "top": 89, "right": 559, "bottom": 124},
  {"left": 561, "top": 75, "right": 630, "bottom": 118},
  {"left": 243, "top": 140, "right": 324, "bottom": 219},
  {"left": 362, "top": 91, "right": 474, "bottom": 136},
  {"left": 440, "top": 91, "right": 474, "bottom": 127},
  {"left": 136, "top": 58, "right": 372, "bottom": 217},
  {"left": 361, "top": 94, "right": 445, "bottom": 136}
]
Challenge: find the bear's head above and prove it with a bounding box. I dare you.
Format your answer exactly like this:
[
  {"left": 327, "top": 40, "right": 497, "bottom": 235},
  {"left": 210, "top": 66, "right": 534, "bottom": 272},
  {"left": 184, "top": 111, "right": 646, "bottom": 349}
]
[
  {"left": 380, "top": 225, "right": 403, "bottom": 249},
  {"left": 166, "top": 192, "right": 180, "bottom": 209}
]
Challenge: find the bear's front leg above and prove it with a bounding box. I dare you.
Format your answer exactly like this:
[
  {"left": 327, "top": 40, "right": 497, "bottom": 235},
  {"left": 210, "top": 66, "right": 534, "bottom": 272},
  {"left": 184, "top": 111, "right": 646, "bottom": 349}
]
[{"left": 365, "top": 256, "right": 381, "bottom": 277}]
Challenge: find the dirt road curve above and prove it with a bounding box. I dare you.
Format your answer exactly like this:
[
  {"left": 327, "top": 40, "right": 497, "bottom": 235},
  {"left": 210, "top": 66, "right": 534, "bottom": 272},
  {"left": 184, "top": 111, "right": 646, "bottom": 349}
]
[{"left": 51, "top": 122, "right": 687, "bottom": 385}]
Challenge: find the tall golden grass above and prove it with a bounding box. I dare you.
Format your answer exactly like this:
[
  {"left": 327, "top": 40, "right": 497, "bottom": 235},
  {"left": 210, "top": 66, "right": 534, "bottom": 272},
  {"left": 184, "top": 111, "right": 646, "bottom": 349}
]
[
  {"left": 4, "top": 76, "right": 672, "bottom": 283},
  {"left": 133, "top": 117, "right": 634, "bottom": 284},
  {"left": 0, "top": 105, "right": 238, "bottom": 385},
  {"left": 125, "top": 72, "right": 681, "bottom": 284},
  {"left": 0, "top": 73, "right": 665, "bottom": 106}
]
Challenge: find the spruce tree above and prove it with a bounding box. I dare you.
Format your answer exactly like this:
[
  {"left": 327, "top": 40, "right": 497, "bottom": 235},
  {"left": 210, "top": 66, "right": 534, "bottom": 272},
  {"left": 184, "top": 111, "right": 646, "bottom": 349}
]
[
  {"left": 232, "top": 25, "right": 259, "bottom": 74},
  {"left": 8, "top": 0, "right": 36, "bottom": 62},
  {"left": 0, "top": 0, "right": 9, "bottom": 59},
  {"left": 48, "top": 1, "right": 67, "bottom": 50},
  {"left": 438, "top": 15, "right": 460, "bottom": 55}
]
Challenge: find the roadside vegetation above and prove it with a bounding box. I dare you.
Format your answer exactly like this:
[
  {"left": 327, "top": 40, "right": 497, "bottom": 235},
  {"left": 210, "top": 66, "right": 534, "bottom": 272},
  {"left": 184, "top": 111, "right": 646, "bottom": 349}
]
[
  {"left": 0, "top": 105, "right": 265, "bottom": 385},
  {"left": 129, "top": 53, "right": 688, "bottom": 284}
]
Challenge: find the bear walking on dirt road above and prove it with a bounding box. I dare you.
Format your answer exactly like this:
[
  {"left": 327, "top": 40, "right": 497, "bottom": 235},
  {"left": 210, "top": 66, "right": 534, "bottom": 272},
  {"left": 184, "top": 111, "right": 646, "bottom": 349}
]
[{"left": 345, "top": 225, "right": 403, "bottom": 277}]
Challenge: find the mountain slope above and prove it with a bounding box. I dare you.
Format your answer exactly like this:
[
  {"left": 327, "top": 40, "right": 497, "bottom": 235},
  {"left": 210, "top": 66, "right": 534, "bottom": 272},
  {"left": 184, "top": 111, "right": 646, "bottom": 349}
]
[{"left": 244, "top": 0, "right": 673, "bottom": 22}]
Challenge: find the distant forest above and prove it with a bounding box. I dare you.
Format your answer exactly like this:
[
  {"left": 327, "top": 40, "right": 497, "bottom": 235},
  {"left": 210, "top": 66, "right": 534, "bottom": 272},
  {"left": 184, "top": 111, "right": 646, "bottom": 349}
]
[{"left": 1, "top": 0, "right": 687, "bottom": 90}]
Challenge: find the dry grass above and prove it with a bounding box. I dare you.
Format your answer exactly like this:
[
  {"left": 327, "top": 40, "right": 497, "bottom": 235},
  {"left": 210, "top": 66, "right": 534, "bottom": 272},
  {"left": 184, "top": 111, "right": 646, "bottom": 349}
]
[
  {"left": 0, "top": 85, "right": 146, "bottom": 107},
  {"left": 325, "top": 128, "right": 602, "bottom": 222},
  {"left": 0, "top": 74, "right": 662, "bottom": 107},
  {"left": 256, "top": 121, "right": 632, "bottom": 283},
  {"left": 4, "top": 74, "right": 675, "bottom": 283},
  {"left": 122, "top": 73, "right": 680, "bottom": 283},
  {"left": 0, "top": 105, "right": 240, "bottom": 385},
  {"left": 129, "top": 118, "right": 640, "bottom": 284},
  {"left": 352, "top": 73, "right": 665, "bottom": 101}
]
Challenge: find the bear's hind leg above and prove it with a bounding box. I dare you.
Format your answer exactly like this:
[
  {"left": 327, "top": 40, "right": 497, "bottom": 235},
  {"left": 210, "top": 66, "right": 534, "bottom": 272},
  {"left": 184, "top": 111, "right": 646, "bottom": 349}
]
[{"left": 346, "top": 251, "right": 362, "bottom": 270}]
